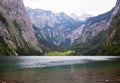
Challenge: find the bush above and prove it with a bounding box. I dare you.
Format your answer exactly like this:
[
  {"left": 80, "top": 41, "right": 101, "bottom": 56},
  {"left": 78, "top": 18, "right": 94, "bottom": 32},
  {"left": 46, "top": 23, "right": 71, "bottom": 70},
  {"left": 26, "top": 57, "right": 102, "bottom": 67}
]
[
  {"left": 0, "top": 36, "right": 14, "bottom": 55},
  {"left": 0, "top": 12, "right": 8, "bottom": 26}
]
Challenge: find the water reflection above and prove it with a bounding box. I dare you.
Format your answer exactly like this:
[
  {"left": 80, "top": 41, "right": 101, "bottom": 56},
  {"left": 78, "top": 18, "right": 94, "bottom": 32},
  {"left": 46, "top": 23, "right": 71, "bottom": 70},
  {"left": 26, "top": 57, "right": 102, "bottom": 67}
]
[
  {"left": 18, "top": 56, "right": 120, "bottom": 69},
  {"left": 11, "top": 56, "right": 120, "bottom": 69}
]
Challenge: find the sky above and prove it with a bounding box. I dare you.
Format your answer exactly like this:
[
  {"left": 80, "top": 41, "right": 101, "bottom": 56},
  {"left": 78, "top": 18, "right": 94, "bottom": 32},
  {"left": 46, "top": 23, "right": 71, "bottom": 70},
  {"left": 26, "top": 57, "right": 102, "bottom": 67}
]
[{"left": 23, "top": 0, "right": 117, "bottom": 16}]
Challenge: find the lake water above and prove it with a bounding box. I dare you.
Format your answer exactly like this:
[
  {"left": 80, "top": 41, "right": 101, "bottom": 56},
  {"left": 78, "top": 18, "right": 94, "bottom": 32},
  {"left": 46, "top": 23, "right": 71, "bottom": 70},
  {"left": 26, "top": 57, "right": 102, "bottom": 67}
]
[{"left": 0, "top": 56, "right": 120, "bottom": 83}]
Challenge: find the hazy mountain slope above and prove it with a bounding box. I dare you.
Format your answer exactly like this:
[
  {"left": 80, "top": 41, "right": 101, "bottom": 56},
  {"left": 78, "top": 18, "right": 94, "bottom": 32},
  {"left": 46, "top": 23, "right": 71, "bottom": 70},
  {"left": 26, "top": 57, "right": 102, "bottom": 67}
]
[
  {"left": 0, "top": 0, "right": 43, "bottom": 55},
  {"left": 26, "top": 7, "right": 82, "bottom": 47}
]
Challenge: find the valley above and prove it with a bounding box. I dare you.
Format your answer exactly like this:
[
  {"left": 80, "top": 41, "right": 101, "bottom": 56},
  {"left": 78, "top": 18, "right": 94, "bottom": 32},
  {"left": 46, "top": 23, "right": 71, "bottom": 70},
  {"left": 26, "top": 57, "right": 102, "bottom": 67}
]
[
  {"left": 0, "top": 0, "right": 120, "bottom": 55},
  {"left": 26, "top": 0, "right": 120, "bottom": 55}
]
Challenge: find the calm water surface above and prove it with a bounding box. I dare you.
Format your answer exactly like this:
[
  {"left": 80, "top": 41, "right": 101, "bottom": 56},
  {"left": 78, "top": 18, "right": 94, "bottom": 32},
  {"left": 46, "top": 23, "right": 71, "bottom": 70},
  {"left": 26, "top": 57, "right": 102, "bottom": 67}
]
[{"left": 0, "top": 56, "right": 120, "bottom": 83}]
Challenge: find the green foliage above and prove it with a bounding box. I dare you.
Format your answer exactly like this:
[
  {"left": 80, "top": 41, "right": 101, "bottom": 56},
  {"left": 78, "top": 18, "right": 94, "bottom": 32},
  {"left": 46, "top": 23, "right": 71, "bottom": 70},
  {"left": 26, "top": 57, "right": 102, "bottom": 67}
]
[
  {"left": 13, "top": 19, "right": 21, "bottom": 32},
  {"left": 0, "top": 12, "right": 8, "bottom": 26},
  {"left": 0, "top": 19, "right": 42, "bottom": 55},
  {"left": 38, "top": 38, "right": 60, "bottom": 52},
  {"left": 45, "top": 50, "right": 75, "bottom": 56},
  {"left": 0, "top": 11, "right": 43, "bottom": 56},
  {"left": 0, "top": 36, "right": 14, "bottom": 55},
  {"left": 69, "top": 31, "right": 107, "bottom": 55},
  {"left": 11, "top": 22, "right": 42, "bottom": 55},
  {"left": 100, "top": 13, "right": 120, "bottom": 55},
  {"left": 16, "top": 47, "right": 42, "bottom": 55}
]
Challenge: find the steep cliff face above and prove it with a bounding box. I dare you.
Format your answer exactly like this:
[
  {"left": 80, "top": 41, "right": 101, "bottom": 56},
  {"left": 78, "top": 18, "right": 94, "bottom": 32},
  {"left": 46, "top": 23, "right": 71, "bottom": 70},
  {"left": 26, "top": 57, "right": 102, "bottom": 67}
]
[
  {"left": 0, "top": 0, "right": 38, "bottom": 44},
  {"left": 0, "top": 0, "right": 43, "bottom": 55}
]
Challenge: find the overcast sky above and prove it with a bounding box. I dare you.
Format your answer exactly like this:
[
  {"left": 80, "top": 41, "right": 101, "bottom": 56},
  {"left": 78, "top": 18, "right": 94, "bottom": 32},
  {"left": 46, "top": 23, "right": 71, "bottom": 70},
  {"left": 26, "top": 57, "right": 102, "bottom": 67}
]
[{"left": 23, "top": 0, "right": 117, "bottom": 16}]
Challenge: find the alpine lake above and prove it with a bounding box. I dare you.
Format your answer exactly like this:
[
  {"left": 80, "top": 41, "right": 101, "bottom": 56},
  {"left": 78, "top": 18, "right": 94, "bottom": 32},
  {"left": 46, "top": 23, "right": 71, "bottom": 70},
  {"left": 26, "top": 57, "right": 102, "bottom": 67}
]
[{"left": 0, "top": 56, "right": 120, "bottom": 83}]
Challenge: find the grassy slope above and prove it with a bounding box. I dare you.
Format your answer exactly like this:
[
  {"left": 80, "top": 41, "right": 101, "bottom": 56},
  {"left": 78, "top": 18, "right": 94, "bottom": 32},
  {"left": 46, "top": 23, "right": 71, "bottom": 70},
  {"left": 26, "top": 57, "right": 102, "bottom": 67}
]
[{"left": 44, "top": 50, "right": 75, "bottom": 56}]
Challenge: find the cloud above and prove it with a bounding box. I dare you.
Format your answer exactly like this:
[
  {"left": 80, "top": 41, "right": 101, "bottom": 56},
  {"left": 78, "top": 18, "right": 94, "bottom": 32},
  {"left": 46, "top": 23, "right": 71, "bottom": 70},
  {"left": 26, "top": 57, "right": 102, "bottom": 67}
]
[{"left": 23, "top": 0, "right": 117, "bottom": 16}]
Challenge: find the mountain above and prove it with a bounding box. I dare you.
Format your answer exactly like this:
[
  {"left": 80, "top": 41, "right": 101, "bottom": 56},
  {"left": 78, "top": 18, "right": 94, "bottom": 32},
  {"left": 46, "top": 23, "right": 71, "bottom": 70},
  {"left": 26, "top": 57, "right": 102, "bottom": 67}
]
[
  {"left": 26, "top": 7, "right": 114, "bottom": 49},
  {"left": 26, "top": 0, "right": 120, "bottom": 55},
  {"left": 26, "top": 7, "right": 82, "bottom": 47},
  {"left": 69, "top": 0, "right": 120, "bottom": 55},
  {"left": 0, "top": 0, "right": 60, "bottom": 55},
  {"left": 70, "top": 13, "right": 93, "bottom": 21}
]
